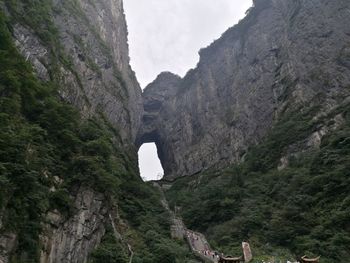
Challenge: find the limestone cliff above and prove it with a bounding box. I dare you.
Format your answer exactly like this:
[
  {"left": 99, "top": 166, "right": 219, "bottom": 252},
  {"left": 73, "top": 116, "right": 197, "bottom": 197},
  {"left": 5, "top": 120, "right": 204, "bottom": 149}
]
[
  {"left": 40, "top": 188, "right": 108, "bottom": 263},
  {"left": 1, "top": 0, "right": 350, "bottom": 261},
  {"left": 9, "top": 0, "right": 143, "bottom": 143},
  {"left": 0, "top": 0, "right": 143, "bottom": 262},
  {"left": 137, "top": 0, "right": 350, "bottom": 179}
]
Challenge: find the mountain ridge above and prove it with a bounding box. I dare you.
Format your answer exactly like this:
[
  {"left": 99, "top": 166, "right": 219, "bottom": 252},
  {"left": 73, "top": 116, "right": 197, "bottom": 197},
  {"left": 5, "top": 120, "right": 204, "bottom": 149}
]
[
  {"left": 0, "top": 0, "right": 350, "bottom": 262},
  {"left": 137, "top": 0, "right": 350, "bottom": 179}
]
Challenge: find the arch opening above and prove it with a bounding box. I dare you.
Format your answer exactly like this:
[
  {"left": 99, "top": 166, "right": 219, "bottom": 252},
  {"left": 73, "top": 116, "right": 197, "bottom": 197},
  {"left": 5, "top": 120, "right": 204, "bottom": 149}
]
[{"left": 138, "top": 143, "right": 164, "bottom": 181}]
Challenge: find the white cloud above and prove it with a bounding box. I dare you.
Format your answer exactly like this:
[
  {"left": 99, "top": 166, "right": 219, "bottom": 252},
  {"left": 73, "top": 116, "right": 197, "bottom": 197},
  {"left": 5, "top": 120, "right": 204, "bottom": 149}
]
[
  {"left": 124, "top": 0, "right": 253, "bottom": 88},
  {"left": 124, "top": 0, "right": 253, "bottom": 180}
]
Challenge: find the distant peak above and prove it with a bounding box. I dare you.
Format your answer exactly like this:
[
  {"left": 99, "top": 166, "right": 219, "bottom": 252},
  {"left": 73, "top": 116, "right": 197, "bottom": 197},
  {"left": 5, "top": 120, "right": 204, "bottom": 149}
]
[
  {"left": 143, "top": 72, "right": 182, "bottom": 93},
  {"left": 155, "top": 71, "right": 181, "bottom": 81}
]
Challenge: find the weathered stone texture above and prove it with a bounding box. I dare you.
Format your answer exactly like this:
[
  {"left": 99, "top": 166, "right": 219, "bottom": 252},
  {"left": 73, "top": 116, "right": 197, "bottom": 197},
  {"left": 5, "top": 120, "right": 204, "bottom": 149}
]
[
  {"left": 0, "top": 233, "right": 16, "bottom": 263},
  {"left": 1, "top": 0, "right": 142, "bottom": 262},
  {"left": 2, "top": 0, "right": 350, "bottom": 261},
  {"left": 137, "top": 0, "right": 350, "bottom": 179},
  {"left": 11, "top": 0, "right": 143, "bottom": 143},
  {"left": 40, "top": 188, "right": 108, "bottom": 263}
]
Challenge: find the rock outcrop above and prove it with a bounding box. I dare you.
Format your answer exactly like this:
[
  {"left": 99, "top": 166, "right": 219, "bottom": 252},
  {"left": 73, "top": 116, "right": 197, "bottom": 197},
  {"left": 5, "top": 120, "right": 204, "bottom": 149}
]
[
  {"left": 11, "top": 0, "right": 143, "bottom": 143},
  {"left": 137, "top": 0, "right": 350, "bottom": 179},
  {"left": 40, "top": 188, "right": 108, "bottom": 263},
  {"left": 1, "top": 0, "right": 350, "bottom": 261},
  {"left": 0, "top": 233, "right": 16, "bottom": 263},
  {"left": 1, "top": 0, "right": 142, "bottom": 262}
]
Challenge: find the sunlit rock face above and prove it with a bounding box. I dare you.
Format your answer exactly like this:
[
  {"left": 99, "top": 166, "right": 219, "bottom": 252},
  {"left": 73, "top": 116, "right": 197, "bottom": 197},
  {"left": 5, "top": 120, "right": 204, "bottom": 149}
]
[{"left": 137, "top": 0, "right": 350, "bottom": 179}]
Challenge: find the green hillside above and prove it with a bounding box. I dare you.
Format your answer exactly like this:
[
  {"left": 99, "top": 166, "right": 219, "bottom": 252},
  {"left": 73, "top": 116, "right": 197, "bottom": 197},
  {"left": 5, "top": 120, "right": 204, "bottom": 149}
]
[
  {"left": 0, "top": 11, "right": 195, "bottom": 263},
  {"left": 166, "top": 105, "right": 350, "bottom": 263}
]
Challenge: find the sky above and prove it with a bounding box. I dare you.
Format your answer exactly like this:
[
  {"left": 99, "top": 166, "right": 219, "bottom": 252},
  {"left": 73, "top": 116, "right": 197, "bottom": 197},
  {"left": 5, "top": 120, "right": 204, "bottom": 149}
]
[{"left": 124, "top": 0, "right": 253, "bottom": 181}]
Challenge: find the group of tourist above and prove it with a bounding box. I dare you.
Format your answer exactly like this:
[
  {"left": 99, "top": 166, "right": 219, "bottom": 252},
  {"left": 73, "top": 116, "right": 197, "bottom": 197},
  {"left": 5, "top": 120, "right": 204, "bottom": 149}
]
[
  {"left": 186, "top": 230, "right": 221, "bottom": 261},
  {"left": 186, "top": 230, "right": 199, "bottom": 248},
  {"left": 202, "top": 249, "right": 220, "bottom": 260}
]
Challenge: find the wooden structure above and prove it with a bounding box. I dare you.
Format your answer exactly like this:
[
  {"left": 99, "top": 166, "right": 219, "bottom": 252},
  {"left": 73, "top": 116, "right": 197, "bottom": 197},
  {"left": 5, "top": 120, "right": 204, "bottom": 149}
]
[
  {"left": 300, "top": 255, "right": 320, "bottom": 263},
  {"left": 218, "top": 255, "right": 244, "bottom": 263}
]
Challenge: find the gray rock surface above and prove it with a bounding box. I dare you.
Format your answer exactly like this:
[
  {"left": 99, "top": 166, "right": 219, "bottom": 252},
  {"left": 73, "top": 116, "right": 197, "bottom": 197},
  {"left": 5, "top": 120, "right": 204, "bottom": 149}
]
[
  {"left": 40, "top": 188, "right": 108, "bottom": 263},
  {"left": 2, "top": 0, "right": 350, "bottom": 261},
  {"left": 1, "top": 0, "right": 141, "bottom": 262},
  {"left": 0, "top": 233, "right": 16, "bottom": 263},
  {"left": 137, "top": 0, "right": 350, "bottom": 179},
  {"left": 11, "top": 0, "right": 143, "bottom": 144}
]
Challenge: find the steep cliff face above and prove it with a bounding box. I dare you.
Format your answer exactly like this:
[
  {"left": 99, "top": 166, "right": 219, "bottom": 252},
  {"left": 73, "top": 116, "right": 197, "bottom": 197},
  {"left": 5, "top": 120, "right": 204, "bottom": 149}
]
[
  {"left": 138, "top": 0, "right": 350, "bottom": 179},
  {"left": 1, "top": 0, "right": 350, "bottom": 261},
  {"left": 0, "top": 1, "right": 145, "bottom": 262},
  {"left": 40, "top": 188, "right": 108, "bottom": 263},
  {"left": 0, "top": 0, "right": 201, "bottom": 261},
  {"left": 9, "top": 0, "right": 143, "bottom": 143},
  {"left": 136, "top": 72, "right": 182, "bottom": 176}
]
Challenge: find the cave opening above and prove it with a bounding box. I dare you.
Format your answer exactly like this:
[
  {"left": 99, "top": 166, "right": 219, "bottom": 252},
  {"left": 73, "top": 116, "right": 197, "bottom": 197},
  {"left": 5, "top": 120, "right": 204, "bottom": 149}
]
[{"left": 138, "top": 143, "right": 164, "bottom": 181}]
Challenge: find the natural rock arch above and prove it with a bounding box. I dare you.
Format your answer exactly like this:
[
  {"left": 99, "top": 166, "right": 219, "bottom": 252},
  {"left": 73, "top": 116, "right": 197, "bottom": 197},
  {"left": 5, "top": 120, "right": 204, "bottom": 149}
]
[
  {"left": 136, "top": 107, "right": 177, "bottom": 180},
  {"left": 135, "top": 72, "right": 181, "bottom": 179}
]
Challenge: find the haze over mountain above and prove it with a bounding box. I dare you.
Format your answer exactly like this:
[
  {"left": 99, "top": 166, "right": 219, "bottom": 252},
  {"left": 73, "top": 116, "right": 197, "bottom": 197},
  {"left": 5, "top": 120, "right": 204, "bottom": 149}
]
[
  {"left": 124, "top": 0, "right": 253, "bottom": 181},
  {"left": 0, "top": 0, "right": 349, "bottom": 262},
  {"left": 124, "top": 0, "right": 253, "bottom": 88}
]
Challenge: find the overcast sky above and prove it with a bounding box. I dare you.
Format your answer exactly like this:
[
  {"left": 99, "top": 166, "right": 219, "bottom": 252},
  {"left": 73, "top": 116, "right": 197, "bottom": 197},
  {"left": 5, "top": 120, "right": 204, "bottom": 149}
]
[{"left": 124, "top": 0, "right": 253, "bottom": 181}]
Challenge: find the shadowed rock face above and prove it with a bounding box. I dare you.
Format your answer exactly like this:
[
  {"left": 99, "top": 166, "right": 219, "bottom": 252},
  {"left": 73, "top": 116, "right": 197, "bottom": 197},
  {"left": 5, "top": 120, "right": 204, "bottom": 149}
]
[
  {"left": 1, "top": 0, "right": 142, "bottom": 262},
  {"left": 12, "top": 0, "right": 143, "bottom": 144},
  {"left": 40, "top": 188, "right": 108, "bottom": 263},
  {"left": 1, "top": 0, "right": 350, "bottom": 261},
  {"left": 136, "top": 72, "right": 182, "bottom": 177},
  {"left": 137, "top": 0, "right": 350, "bottom": 180}
]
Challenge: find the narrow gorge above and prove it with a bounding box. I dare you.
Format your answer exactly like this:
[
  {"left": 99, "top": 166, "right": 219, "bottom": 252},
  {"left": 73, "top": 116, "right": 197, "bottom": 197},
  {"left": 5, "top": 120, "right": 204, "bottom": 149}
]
[{"left": 0, "top": 0, "right": 350, "bottom": 262}]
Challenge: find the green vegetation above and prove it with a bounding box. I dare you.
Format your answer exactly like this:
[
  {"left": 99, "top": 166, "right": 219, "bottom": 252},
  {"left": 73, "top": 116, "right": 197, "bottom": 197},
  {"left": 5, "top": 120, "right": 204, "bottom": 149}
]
[
  {"left": 5, "top": 0, "right": 129, "bottom": 101},
  {"left": 88, "top": 179, "right": 196, "bottom": 263},
  {"left": 2, "top": 0, "right": 349, "bottom": 262},
  {"left": 0, "top": 8, "right": 194, "bottom": 262},
  {"left": 117, "top": 181, "right": 196, "bottom": 263},
  {"left": 60, "top": 0, "right": 131, "bottom": 99},
  {"left": 166, "top": 104, "right": 350, "bottom": 263},
  {"left": 5, "top": 0, "right": 58, "bottom": 47},
  {"left": 0, "top": 9, "right": 125, "bottom": 261},
  {"left": 4, "top": 0, "right": 65, "bottom": 80},
  {"left": 90, "top": 225, "right": 129, "bottom": 263}
]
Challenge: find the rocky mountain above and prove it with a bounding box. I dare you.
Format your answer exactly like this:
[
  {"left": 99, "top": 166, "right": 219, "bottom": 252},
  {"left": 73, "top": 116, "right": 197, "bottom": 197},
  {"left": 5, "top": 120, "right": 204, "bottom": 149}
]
[
  {"left": 137, "top": 0, "right": 350, "bottom": 179},
  {"left": 1, "top": 0, "right": 350, "bottom": 262},
  {"left": 9, "top": 0, "right": 143, "bottom": 143},
  {"left": 0, "top": 0, "right": 145, "bottom": 262},
  {"left": 0, "top": 1, "right": 195, "bottom": 263},
  {"left": 156, "top": 1, "right": 350, "bottom": 262}
]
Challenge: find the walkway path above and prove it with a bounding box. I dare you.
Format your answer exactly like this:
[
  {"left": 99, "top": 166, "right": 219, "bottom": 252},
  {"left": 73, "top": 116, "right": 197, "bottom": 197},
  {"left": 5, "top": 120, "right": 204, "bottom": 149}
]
[
  {"left": 109, "top": 213, "right": 134, "bottom": 263},
  {"left": 185, "top": 229, "right": 219, "bottom": 262},
  {"left": 153, "top": 182, "right": 219, "bottom": 262}
]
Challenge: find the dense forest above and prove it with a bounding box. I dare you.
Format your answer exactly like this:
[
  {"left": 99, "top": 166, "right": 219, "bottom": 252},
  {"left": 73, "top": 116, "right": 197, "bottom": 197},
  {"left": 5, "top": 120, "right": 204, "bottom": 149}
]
[
  {"left": 0, "top": 10, "right": 196, "bottom": 262},
  {"left": 166, "top": 104, "right": 350, "bottom": 262},
  {"left": 1, "top": 0, "right": 350, "bottom": 262}
]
